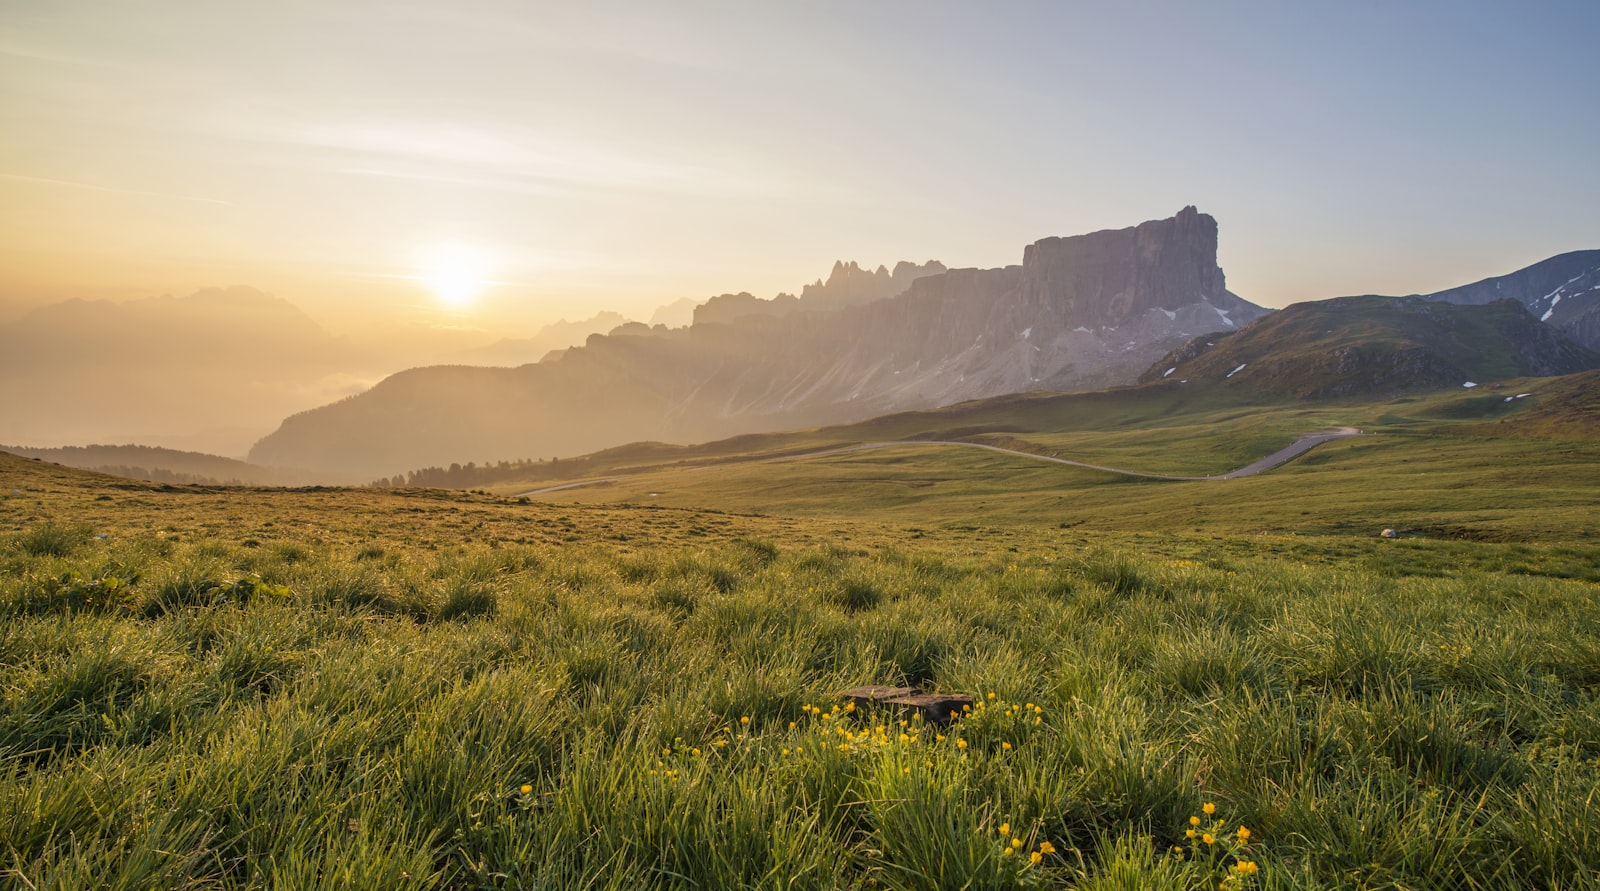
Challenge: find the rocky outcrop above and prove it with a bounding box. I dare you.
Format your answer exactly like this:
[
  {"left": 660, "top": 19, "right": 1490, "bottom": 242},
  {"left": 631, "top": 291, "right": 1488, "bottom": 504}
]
[
  {"left": 250, "top": 208, "right": 1267, "bottom": 477},
  {"left": 1018, "top": 205, "right": 1236, "bottom": 325},
  {"left": 691, "top": 291, "right": 801, "bottom": 326},
  {"left": 691, "top": 259, "right": 948, "bottom": 327},
  {"left": 799, "top": 259, "right": 948, "bottom": 309}
]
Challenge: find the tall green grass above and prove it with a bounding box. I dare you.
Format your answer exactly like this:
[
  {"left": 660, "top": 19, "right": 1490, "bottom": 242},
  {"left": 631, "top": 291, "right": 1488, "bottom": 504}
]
[{"left": 2, "top": 521, "right": 1598, "bottom": 888}]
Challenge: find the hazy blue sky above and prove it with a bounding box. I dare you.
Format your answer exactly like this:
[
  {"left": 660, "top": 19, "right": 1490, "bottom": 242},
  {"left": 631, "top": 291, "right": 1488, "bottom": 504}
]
[{"left": 1, "top": 0, "right": 1596, "bottom": 337}]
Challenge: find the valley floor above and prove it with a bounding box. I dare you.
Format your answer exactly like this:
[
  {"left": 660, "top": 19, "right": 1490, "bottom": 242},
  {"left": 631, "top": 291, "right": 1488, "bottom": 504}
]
[{"left": 2, "top": 450, "right": 1599, "bottom": 889}]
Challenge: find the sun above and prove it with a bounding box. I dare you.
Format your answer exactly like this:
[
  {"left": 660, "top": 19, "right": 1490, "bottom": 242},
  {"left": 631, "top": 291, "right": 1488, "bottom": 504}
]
[{"left": 420, "top": 244, "right": 491, "bottom": 308}]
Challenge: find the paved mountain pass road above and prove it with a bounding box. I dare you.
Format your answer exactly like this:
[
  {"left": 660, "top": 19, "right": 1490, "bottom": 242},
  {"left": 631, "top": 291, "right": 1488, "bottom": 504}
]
[{"left": 514, "top": 427, "right": 1364, "bottom": 496}]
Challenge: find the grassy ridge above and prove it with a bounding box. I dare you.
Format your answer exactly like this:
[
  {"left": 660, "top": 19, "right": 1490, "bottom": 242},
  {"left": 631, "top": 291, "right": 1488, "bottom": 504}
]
[
  {"left": 529, "top": 426, "right": 1600, "bottom": 541},
  {"left": 2, "top": 456, "right": 1599, "bottom": 888},
  {"left": 493, "top": 375, "right": 1599, "bottom": 543}
]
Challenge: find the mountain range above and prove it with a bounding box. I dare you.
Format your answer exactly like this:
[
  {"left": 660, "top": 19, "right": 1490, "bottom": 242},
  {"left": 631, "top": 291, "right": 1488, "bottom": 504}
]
[
  {"left": 8, "top": 209, "right": 1595, "bottom": 485},
  {"left": 248, "top": 207, "right": 1271, "bottom": 477},
  {"left": 0, "top": 287, "right": 373, "bottom": 456},
  {"left": 1418, "top": 250, "right": 1600, "bottom": 350},
  {"left": 1140, "top": 294, "right": 1598, "bottom": 398}
]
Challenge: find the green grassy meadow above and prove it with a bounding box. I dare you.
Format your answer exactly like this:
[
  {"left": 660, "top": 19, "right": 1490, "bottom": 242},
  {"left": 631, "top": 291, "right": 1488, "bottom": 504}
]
[
  {"left": 510, "top": 378, "right": 1600, "bottom": 541},
  {"left": 3, "top": 378, "right": 1600, "bottom": 889}
]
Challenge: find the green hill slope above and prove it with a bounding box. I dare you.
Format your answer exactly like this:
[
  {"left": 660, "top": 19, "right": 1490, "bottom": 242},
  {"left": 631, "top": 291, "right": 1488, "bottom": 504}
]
[{"left": 1139, "top": 295, "right": 1599, "bottom": 398}]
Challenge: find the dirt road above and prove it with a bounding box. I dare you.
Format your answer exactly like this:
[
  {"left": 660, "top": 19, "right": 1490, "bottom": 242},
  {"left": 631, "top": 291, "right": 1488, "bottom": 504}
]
[{"left": 514, "top": 427, "right": 1364, "bottom": 495}]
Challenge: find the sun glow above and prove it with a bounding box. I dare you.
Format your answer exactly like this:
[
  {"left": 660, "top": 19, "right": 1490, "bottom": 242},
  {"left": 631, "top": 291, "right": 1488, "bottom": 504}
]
[{"left": 420, "top": 244, "right": 492, "bottom": 308}]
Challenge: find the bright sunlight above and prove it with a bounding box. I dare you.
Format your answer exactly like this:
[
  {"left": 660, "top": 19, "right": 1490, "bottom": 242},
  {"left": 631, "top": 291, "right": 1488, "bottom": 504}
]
[{"left": 420, "top": 244, "right": 492, "bottom": 308}]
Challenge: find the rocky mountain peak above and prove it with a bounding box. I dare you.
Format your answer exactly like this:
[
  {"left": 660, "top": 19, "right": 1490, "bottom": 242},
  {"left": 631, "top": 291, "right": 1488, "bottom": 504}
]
[{"left": 1018, "top": 207, "right": 1230, "bottom": 328}]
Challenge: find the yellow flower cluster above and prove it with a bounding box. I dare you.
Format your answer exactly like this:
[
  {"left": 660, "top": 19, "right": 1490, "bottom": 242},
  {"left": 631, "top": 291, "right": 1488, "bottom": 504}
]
[
  {"left": 1172, "top": 801, "right": 1260, "bottom": 883},
  {"left": 994, "top": 822, "right": 1056, "bottom": 866},
  {"left": 644, "top": 694, "right": 1050, "bottom": 782}
]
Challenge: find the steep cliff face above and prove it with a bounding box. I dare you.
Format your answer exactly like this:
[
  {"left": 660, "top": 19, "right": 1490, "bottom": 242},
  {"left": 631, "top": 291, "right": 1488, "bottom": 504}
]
[
  {"left": 1420, "top": 250, "right": 1600, "bottom": 350},
  {"left": 250, "top": 208, "right": 1265, "bottom": 477},
  {"left": 1019, "top": 205, "right": 1232, "bottom": 325}
]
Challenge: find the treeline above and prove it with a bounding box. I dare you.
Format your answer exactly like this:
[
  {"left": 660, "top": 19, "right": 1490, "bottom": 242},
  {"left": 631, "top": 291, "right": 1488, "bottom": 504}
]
[
  {"left": 89, "top": 465, "right": 238, "bottom": 486},
  {"left": 369, "top": 457, "right": 575, "bottom": 489}
]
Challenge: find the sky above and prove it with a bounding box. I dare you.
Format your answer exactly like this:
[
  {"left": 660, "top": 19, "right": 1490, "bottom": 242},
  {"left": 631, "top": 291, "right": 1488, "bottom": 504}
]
[{"left": 2, "top": 0, "right": 1597, "bottom": 343}]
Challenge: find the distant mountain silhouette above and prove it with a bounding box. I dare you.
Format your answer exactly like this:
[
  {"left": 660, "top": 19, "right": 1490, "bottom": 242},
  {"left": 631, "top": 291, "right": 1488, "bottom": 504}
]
[
  {"left": 249, "top": 207, "right": 1269, "bottom": 477},
  {"left": 455, "top": 312, "right": 631, "bottom": 366},
  {"left": 0, "top": 286, "right": 372, "bottom": 455},
  {"left": 1418, "top": 250, "right": 1600, "bottom": 350},
  {"left": 648, "top": 297, "right": 700, "bottom": 329},
  {"left": 691, "top": 260, "right": 947, "bottom": 326},
  {"left": 1140, "top": 293, "right": 1600, "bottom": 398}
]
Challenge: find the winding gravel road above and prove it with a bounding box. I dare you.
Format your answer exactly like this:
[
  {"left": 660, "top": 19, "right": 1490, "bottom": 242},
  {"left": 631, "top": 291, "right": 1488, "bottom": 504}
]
[{"left": 514, "top": 427, "right": 1363, "bottom": 496}]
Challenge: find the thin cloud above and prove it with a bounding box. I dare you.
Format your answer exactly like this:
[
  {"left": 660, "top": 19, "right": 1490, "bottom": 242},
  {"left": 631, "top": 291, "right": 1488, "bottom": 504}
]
[
  {"left": 289, "top": 120, "right": 739, "bottom": 194},
  {"left": 0, "top": 172, "right": 231, "bottom": 206},
  {"left": 0, "top": 41, "right": 115, "bottom": 67},
  {"left": 326, "top": 166, "right": 583, "bottom": 198}
]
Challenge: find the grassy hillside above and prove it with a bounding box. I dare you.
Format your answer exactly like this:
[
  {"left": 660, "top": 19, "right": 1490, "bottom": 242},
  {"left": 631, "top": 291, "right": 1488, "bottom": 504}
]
[
  {"left": 2, "top": 449, "right": 1598, "bottom": 888},
  {"left": 1139, "top": 296, "right": 1599, "bottom": 399},
  {"left": 504, "top": 376, "right": 1600, "bottom": 542},
  {"left": 0, "top": 443, "right": 350, "bottom": 487}
]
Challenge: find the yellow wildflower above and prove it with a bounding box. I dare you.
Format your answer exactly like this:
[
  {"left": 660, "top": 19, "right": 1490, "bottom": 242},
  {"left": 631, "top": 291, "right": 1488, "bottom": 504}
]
[
  {"left": 1237, "top": 826, "right": 1251, "bottom": 842},
  {"left": 999, "top": 822, "right": 1010, "bottom": 836},
  {"left": 1039, "top": 842, "right": 1056, "bottom": 855},
  {"left": 1203, "top": 802, "right": 1216, "bottom": 815},
  {"left": 1001, "top": 741, "right": 1012, "bottom": 751},
  {"left": 1030, "top": 850, "right": 1042, "bottom": 864},
  {"left": 1190, "top": 816, "right": 1201, "bottom": 826},
  {"left": 956, "top": 738, "right": 968, "bottom": 749},
  {"left": 1202, "top": 833, "right": 1215, "bottom": 846},
  {"left": 740, "top": 716, "right": 751, "bottom": 726},
  {"left": 519, "top": 784, "right": 532, "bottom": 795},
  {"left": 1186, "top": 829, "right": 1196, "bottom": 839}
]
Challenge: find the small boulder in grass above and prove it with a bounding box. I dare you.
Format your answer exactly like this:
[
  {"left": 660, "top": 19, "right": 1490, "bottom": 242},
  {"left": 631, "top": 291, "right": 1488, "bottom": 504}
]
[
  {"left": 839, "top": 685, "right": 975, "bottom": 724},
  {"left": 1381, "top": 528, "right": 1398, "bottom": 539}
]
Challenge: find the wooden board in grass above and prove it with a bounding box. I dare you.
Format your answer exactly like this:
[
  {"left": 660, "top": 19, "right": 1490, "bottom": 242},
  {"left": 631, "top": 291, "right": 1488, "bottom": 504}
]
[{"left": 840, "top": 685, "right": 975, "bottom": 724}]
